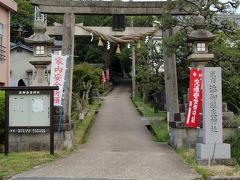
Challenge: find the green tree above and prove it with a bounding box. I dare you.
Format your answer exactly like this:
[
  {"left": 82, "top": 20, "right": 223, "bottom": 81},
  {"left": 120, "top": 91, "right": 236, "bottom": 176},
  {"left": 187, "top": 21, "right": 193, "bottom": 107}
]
[
  {"left": 135, "top": 40, "right": 165, "bottom": 102},
  {"left": 118, "top": 46, "right": 132, "bottom": 74},
  {"left": 154, "top": 0, "right": 240, "bottom": 111},
  {"left": 11, "top": 0, "right": 34, "bottom": 42},
  {"left": 210, "top": 31, "right": 240, "bottom": 113},
  {"left": 73, "top": 63, "right": 102, "bottom": 106}
]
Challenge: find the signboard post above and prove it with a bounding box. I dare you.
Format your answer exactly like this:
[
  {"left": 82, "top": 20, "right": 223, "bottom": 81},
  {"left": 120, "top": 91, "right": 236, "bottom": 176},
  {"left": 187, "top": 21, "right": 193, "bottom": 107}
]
[{"left": 1, "top": 86, "right": 58, "bottom": 155}]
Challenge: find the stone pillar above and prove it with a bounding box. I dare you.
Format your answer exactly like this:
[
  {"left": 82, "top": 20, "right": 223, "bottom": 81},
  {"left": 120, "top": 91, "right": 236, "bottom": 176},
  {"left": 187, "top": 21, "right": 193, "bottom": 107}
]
[
  {"left": 162, "top": 28, "right": 179, "bottom": 122},
  {"left": 31, "top": 63, "right": 50, "bottom": 86},
  {"left": 196, "top": 67, "right": 231, "bottom": 162},
  {"left": 62, "top": 13, "right": 75, "bottom": 125}
]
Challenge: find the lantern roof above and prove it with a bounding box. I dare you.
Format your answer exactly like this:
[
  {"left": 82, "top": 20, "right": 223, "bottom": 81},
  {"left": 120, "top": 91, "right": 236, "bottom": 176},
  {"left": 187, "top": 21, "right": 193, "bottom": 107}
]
[
  {"left": 188, "top": 29, "right": 215, "bottom": 42},
  {"left": 24, "top": 20, "right": 54, "bottom": 45}
]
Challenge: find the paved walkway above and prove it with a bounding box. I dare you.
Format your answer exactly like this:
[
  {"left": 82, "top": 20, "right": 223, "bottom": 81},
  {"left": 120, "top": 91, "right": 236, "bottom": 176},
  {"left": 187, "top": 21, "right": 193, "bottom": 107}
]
[{"left": 12, "top": 80, "right": 198, "bottom": 180}]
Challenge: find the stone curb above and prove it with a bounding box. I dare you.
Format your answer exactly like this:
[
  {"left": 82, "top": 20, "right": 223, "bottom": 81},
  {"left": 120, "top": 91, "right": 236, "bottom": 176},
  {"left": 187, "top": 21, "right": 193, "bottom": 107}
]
[{"left": 207, "top": 177, "right": 240, "bottom": 180}]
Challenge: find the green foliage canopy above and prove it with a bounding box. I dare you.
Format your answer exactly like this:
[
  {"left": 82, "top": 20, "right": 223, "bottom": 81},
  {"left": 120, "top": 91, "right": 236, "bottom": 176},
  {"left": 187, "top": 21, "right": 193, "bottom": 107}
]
[
  {"left": 73, "top": 63, "right": 102, "bottom": 97},
  {"left": 11, "top": 0, "right": 34, "bottom": 42}
]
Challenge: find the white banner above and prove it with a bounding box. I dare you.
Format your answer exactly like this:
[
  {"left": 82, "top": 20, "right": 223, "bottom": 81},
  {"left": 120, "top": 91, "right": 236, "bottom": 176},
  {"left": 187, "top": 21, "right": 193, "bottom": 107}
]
[{"left": 50, "top": 54, "right": 67, "bottom": 106}]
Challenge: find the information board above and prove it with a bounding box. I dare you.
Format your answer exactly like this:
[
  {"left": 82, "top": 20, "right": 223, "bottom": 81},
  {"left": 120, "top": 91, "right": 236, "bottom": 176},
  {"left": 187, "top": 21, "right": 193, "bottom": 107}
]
[
  {"left": 9, "top": 94, "right": 50, "bottom": 127},
  {"left": 0, "top": 86, "right": 58, "bottom": 155}
]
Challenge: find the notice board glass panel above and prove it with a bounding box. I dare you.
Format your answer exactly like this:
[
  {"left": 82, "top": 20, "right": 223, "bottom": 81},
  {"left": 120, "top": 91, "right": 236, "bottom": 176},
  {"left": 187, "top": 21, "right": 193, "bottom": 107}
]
[{"left": 9, "top": 94, "right": 50, "bottom": 127}]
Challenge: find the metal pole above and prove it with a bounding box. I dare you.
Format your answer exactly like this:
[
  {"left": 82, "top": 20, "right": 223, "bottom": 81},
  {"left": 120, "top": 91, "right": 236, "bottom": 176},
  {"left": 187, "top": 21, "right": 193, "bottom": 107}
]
[
  {"left": 50, "top": 89, "right": 54, "bottom": 154},
  {"left": 5, "top": 91, "right": 9, "bottom": 155},
  {"left": 132, "top": 44, "right": 136, "bottom": 97}
]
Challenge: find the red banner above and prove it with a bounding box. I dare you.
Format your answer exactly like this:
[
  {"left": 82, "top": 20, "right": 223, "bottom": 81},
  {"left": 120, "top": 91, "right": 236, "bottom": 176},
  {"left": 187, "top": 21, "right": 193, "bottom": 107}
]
[
  {"left": 101, "top": 71, "right": 106, "bottom": 84},
  {"left": 105, "top": 69, "right": 110, "bottom": 81},
  {"left": 185, "top": 68, "right": 203, "bottom": 128}
]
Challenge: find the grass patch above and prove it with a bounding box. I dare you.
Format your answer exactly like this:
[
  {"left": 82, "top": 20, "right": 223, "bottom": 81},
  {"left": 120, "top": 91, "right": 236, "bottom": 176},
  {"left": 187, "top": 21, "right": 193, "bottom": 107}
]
[
  {"left": 176, "top": 148, "right": 240, "bottom": 179},
  {"left": 151, "top": 120, "right": 169, "bottom": 142},
  {"left": 131, "top": 95, "right": 164, "bottom": 117},
  {"left": 131, "top": 95, "right": 168, "bottom": 142},
  {"left": 176, "top": 148, "right": 213, "bottom": 179},
  {"left": 72, "top": 100, "right": 101, "bottom": 145},
  {"left": 0, "top": 151, "right": 67, "bottom": 180}
]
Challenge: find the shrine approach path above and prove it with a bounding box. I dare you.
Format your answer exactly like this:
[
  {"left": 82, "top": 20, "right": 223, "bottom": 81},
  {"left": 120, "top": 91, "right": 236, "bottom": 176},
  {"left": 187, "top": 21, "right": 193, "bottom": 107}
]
[{"left": 11, "top": 79, "right": 198, "bottom": 180}]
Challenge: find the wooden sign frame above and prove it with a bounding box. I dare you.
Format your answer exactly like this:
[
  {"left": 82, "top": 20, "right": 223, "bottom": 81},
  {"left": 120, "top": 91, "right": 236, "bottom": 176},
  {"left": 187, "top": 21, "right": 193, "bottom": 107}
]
[{"left": 0, "top": 86, "right": 58, "bottom": 155}]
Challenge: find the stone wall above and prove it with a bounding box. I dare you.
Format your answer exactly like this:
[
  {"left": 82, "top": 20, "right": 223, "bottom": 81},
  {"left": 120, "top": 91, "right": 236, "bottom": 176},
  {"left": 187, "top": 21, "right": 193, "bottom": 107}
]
[
  {"left": 9, "top": 130, "right": 73, "bottom": 152},
  {"left": 169, "top": 128, "right": 236, "bottom": 149}
]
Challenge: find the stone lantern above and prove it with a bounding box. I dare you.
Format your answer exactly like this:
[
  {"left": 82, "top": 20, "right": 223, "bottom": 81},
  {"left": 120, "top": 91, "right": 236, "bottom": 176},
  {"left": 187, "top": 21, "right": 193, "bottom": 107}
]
[
  {"left": 25, "top": 20, "right": 54, "bottom": 86},
  {"left": 187, "top": 15, "right": 215, "bottom": 68}
]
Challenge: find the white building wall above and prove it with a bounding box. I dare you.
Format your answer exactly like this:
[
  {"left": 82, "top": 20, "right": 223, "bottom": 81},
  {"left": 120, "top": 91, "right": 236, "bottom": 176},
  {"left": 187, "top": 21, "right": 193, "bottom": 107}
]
[{"left": 10, "top": 49, "right": 34, "bottom": 86}]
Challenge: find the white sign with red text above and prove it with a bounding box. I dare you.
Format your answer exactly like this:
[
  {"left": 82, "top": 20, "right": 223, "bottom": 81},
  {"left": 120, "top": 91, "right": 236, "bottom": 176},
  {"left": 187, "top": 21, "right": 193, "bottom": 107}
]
[{"left": 50, "top": 54, "right": 67, "bottom": 106}]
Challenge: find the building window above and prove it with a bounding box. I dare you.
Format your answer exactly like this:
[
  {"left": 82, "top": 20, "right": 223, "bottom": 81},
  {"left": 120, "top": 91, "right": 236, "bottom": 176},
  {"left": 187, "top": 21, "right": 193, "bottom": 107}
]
[
  {"left": 0, "top": 23, "right": 3, "bottom": 46},
  {"left": 36, "top": 45, "right": 45, "bottom": 55},
  {"left": 196, "top": 42, "right": 206, "bottom": 52},
  {"left": 0, "top": 82, "right": 5, "bottom": 87},
  {"left": 53, "top": 50, "right": 62, "bottom": 56}
]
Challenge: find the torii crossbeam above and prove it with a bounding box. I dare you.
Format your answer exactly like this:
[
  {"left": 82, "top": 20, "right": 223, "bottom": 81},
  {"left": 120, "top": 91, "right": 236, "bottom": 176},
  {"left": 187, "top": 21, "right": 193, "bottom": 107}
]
[{"left": 30, "top": 0, "right": 189, "bottom": 15}]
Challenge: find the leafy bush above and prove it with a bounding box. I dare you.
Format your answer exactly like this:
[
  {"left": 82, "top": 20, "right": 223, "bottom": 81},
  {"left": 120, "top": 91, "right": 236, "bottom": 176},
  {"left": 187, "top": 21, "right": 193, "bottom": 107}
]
[
  {"left": 0, "top": 91, "right": 5, "bottom": 144},
  {"left": 73, "top": 62, "right": 102, "bottom": 107}
]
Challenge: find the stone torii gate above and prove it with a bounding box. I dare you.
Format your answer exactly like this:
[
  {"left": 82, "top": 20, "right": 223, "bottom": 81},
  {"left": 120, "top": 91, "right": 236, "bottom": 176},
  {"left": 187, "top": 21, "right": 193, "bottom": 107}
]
[{"left": 30, "top": 0, "right": 187, "bottom": 125}]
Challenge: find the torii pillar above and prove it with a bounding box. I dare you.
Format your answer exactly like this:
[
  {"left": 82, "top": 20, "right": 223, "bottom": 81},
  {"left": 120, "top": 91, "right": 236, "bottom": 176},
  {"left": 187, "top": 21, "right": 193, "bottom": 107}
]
[
  {"left": 163, "top": 28, "right": 179, "bottom": 122},
  {"left": 62, "top": 13, "right": 75, "bottom": 125}
]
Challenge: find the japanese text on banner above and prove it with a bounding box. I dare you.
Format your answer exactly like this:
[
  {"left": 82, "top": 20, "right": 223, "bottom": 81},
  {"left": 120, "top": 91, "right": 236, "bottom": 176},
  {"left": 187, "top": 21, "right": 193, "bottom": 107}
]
[
  {"left": 50, "top": 55, "right": 67, "bottom": 106},
  {"left": 185, "top": 68, "right": 203, "bottom": 128}
]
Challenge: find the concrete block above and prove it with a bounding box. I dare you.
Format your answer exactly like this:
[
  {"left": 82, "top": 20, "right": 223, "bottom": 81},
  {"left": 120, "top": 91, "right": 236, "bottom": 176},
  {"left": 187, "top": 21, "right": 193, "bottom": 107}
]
[
  {"left": 222, "top": 102, "right": 228, "bottom": 112},
  {"left": 169, "top": 121, "right": 185, "bottom": 128},
  {"left": 174, "top": 113, "right": 181, "bottom": 122},
  {"left": 9, "top": 134, "right": 22, "bottom": 142},
  {"left": 183, "top": 94, "right": 189, "bottom": 105},
  {"left": 222, "top": 112, "right": 234, "bottom": 128},
  {"left": 9, "top": 142, "right": 18, "bottom": 152},
  {"left": 41, "top": 142, "right": 50, "bottom": 151},
  {"left": 179, "top": 104, "right": 185, "bottom": 113},
  {"left": 196, "top": 143, "right": 231, "bottom": 160},
  {"left": 29, "top": 142, "right": 42, "bottom": 151},
  {"left": 180, "top": 113, "right": 186, "bottom": 123},
  {"left": 197, "top": 158, "right": 236, "bottom": 166},
  {"left": 7, "top": 130, "right": 73, "bottom": 152},
  {"left": 169, "top": 128, "right": 234, "bottom": 149},
  {"left": 18, "top": 142, "right": 30, "bottom": 151}
]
